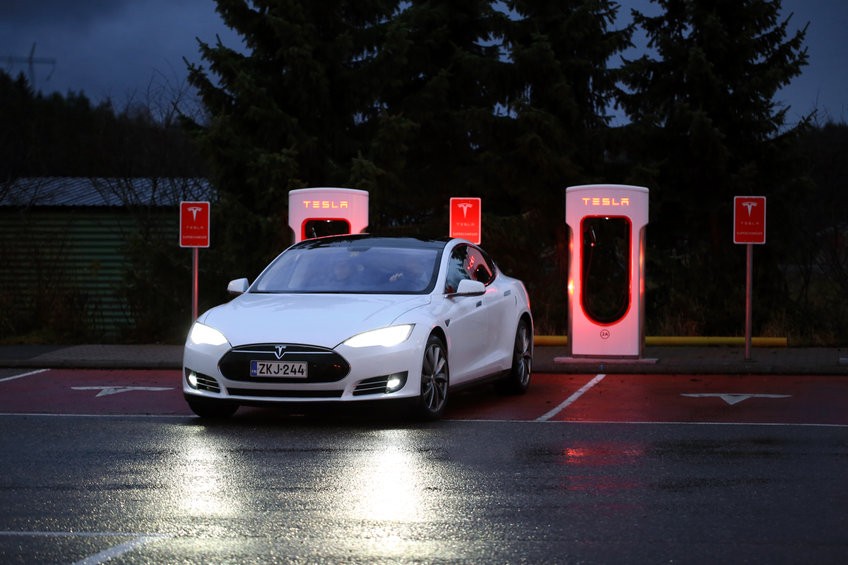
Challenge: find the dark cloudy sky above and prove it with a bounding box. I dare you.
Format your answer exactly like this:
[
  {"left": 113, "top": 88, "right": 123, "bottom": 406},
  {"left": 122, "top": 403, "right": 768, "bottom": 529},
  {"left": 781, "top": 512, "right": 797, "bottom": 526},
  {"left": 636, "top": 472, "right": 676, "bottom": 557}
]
[{"left": 1, "top": 0, "right": 845, "bottom": 124}]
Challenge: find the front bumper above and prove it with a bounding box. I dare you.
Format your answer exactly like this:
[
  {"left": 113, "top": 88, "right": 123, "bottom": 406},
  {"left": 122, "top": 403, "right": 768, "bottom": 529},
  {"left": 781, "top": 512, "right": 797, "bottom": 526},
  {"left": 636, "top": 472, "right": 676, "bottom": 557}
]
[{"left": 183, "top": 336, "right": 425, "bottom": 404}]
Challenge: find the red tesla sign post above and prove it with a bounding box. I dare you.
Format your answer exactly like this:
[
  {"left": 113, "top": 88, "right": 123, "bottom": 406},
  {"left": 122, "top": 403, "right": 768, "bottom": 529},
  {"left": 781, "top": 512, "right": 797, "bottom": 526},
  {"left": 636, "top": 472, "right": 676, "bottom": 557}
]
[
  {"left": 734, "top": 196, "right": 766, "bottom": 360},
  {"left": 180, "top": 201, "right": 211, "bottom": 320},
  {"left": 449, "top": 197, "right": 482, "bottom": 244}
]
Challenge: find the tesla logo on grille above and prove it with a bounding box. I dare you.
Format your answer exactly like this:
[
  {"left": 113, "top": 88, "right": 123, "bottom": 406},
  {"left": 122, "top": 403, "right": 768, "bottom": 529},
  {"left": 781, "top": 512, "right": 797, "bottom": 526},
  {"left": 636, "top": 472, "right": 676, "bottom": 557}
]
[{"left": 274, "top": 345, "right": 287, "bottom": 359}]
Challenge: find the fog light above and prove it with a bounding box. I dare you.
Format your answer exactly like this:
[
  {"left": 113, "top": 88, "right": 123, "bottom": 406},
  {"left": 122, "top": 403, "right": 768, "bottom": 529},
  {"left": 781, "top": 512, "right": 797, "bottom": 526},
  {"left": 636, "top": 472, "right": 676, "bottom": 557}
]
[
  {"left": 186, "top": 370, "right": 199, "bottom": 389},
  {"left": 386, "top": 372, "right": 407, "bottom": 393}
]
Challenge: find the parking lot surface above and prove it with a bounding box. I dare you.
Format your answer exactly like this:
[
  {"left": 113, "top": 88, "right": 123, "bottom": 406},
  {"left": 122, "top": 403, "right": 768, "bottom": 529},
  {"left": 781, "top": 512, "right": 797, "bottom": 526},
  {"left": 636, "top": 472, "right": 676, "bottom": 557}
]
[{"left": 2, "top": 366, "right": 847, "bottom": 425}]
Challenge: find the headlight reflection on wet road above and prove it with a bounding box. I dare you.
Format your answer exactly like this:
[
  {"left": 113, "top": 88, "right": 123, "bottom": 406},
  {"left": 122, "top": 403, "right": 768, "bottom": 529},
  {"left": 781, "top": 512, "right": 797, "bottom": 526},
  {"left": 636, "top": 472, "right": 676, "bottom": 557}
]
[
  {"left": 328, "top": 428, "right": 450, "bottom": 560},
  {"left": 344, "top": 431, "right": 428, "bottom": 523},
  {"left": 167, "top": 428, "right": 242, "bottom": 520}
]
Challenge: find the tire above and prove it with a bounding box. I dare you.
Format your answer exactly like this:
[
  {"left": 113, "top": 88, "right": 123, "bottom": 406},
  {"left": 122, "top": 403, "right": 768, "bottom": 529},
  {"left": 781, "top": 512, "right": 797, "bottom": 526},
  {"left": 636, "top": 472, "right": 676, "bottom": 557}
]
[
  {"left": 499, "top": 318, "right": 532, "bottom": 395},
  {"left": 185, "top": 395, "right": 239, "bottom": 419},
  {"left": 414, "top": 334, "right": 449, "bottom": 420}
]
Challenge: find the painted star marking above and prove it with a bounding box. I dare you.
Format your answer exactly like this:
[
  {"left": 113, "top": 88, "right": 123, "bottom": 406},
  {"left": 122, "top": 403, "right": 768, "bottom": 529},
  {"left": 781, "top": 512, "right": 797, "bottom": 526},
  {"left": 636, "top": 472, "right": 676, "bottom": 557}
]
[
  {"left": 681, "top": 393, "right": 791, "bottom": 406},
  {"left": 71, "top": 386, "right": 173, "bottom": 397}
]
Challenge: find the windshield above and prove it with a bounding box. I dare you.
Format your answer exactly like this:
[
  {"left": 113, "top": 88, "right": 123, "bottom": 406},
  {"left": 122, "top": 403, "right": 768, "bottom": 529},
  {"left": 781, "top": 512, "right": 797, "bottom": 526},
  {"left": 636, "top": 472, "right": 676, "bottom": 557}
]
[{"left": 252, "top": 245, "right": 440, "bottom": 294}]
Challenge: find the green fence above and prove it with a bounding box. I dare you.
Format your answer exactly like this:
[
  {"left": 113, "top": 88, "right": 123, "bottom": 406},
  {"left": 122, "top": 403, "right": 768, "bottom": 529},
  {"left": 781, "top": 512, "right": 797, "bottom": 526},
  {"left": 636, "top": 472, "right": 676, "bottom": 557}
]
[{"left": 0, "top": 208, "right": 177, "bottom": 340}]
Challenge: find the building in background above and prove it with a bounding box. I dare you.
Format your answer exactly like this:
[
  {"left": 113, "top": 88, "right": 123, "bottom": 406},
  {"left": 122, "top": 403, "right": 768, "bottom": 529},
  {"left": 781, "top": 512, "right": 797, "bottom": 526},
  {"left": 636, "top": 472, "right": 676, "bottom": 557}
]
[{"left": 0, "top": 177, "right": 214, "bottom": 340}]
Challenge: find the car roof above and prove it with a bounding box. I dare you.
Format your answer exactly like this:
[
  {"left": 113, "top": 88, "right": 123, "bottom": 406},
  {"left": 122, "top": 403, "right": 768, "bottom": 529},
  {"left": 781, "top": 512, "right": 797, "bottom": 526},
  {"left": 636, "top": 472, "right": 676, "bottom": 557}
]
[{"left": 292, "top": 234, "right": 452, "bottom": 251}]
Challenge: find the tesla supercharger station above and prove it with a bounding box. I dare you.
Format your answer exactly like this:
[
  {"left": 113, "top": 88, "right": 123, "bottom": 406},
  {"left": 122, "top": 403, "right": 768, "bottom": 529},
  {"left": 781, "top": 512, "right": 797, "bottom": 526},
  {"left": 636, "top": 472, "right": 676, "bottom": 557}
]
[
  {"left": 288, "top": 187, "right": 369, "bottom": 243},
  {"left": 565, "top": 184, "right": 649, "bottom": 357}
]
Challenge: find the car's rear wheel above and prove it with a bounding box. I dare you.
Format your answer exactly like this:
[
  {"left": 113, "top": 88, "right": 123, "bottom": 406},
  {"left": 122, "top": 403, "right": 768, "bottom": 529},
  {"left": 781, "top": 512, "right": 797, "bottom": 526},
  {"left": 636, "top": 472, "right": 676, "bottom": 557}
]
[
  {"left": 415, "top": 334, "right": 449, "bottom": 420},
  {"left": 498, "top": 318, "right": 532, "bottom": 395},
  {"left": 185, "top": 395, "right": 239, "bottom": 419}
]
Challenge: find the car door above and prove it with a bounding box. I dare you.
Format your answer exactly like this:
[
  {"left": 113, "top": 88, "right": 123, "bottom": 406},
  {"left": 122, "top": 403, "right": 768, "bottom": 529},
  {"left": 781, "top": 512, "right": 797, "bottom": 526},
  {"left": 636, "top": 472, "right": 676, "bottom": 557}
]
[
  {"left": 441, "top": 244, "right": 492, "bottom": 383},
  {"left": 466, "top": 246, "right": 515, "bottom": 372}
]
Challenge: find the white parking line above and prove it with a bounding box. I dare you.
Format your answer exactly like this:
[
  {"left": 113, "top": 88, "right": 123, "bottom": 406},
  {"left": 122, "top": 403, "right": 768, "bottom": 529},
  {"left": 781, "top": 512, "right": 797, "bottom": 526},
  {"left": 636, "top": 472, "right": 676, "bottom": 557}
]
[
  {"left": 72, "top": 534, "right": 166, "bottom": 565},
  {"left": 0, "top": 531, "right": 167, "bottom": 564},
  {"left": 536, "top": 373, "right": 606, "bottom": 422},
  {"left": 0, "top": 368, "right": 50, "bottom": 383}
]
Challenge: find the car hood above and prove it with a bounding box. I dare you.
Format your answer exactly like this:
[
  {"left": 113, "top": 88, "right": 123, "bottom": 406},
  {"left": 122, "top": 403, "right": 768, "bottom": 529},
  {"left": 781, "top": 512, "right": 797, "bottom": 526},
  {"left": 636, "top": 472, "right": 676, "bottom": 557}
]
[{"left": 198, "top": 292, "right": 431, "bottom": 348}]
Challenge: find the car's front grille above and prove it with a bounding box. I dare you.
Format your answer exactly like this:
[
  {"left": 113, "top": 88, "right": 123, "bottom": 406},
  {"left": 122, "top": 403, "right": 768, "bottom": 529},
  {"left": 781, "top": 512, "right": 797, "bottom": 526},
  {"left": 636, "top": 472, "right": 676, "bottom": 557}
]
[
  {"left": 219, "top": 344, "right": 350, "bottom": 383},
  {"left": 227, "top": 388, "right": 344, "bottom": 399}
]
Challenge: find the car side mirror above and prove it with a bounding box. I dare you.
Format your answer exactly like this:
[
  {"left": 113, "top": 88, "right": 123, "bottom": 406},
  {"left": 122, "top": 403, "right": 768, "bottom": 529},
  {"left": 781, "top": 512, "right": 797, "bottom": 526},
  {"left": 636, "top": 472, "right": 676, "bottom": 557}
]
[
  {"left": 450, "top": 279, "right": 486, "bottom": 296},
  {"left": 227, "top": 278, "right": 249, "bottom": 296}
]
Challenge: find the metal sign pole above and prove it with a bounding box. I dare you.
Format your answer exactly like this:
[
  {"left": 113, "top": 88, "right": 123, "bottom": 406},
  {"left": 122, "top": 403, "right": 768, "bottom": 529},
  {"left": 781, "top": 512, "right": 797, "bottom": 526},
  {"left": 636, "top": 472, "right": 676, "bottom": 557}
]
[
  {"left": 734, "top": 196, "right": 765, "bottom": 362},
  {"left": 745, "top": 243, "right": 753, "bottom": 361},
  {"left": 180, "top": 200, "right": 210, "bottom": 322},
  {"left": 192, "top": 247, "right": 199, "bottom": 320}
]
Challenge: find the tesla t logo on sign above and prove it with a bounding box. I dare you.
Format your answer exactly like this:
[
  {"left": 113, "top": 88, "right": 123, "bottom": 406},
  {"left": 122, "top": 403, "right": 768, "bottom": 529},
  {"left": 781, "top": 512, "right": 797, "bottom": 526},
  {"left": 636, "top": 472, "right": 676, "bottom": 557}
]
[
  {"left": 180, "top": 201, "right": 211, "bottom": 248},
  {"left": 733, "top": 196, "right": 766, "bottom": 244},
  {"left": 450, "top": 197, "right": 482, "bottom": 244}
]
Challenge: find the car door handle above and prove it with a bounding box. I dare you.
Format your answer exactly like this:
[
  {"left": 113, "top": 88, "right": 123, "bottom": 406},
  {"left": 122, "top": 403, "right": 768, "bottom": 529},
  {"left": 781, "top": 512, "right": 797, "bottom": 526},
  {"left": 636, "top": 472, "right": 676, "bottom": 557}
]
[{"left": 475, "top": 301, "right": 483, "bottom": 308}]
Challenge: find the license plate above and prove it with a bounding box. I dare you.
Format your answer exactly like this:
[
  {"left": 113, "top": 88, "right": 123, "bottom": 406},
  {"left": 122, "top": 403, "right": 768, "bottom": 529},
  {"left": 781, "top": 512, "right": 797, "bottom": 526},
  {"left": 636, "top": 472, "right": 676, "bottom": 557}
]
[{"left": 250, "top": 360, "right": 308, "bottom": 378}]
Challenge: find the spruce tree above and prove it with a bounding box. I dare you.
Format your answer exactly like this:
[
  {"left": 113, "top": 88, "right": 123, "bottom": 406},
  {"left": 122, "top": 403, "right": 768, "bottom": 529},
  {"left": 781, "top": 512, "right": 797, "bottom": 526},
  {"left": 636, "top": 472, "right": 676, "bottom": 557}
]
[
  {"left": 352, "top": 0, "right": 506, "bottom": 230},
  {"left": 500, "top": 0, "right": 630, "bottom": 198},
  {"left": 186, "top": 0, "right": 397, "bottom": 276},
  {"left": 484, "top": 0, "right": 630, "bottom": 332},
  {"left": 618, "top": 0, "right": 808, "bottom": 335}
]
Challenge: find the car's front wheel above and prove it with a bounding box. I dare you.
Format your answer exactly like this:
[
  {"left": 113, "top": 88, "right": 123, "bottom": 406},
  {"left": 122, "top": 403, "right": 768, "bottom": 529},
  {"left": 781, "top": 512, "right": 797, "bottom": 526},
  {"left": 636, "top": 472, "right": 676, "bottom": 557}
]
[
  {"left": 185, "top": 395, "right": 239, "bottom": 419},
  {"left": 414, "top": 334, "right": 449, "bottom": 420},
  {"left": 498, "top": 318, "right": 532, "bottom": 394}
]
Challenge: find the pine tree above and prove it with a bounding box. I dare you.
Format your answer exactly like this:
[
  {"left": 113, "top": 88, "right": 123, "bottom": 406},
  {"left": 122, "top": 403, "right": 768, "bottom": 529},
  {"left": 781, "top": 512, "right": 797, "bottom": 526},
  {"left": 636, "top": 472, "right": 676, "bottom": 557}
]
[
  {"left": 498, "top": 0, "right": 630, "bottom": 206},
  {"left": 618, "top": 0, "right": 808, "bottom": 334},
  {"left": 186, "top": 0, "right": 397, "bottom": 275},
  {"left": 351, "top": 0, "right": 506, "bottom": 230}
]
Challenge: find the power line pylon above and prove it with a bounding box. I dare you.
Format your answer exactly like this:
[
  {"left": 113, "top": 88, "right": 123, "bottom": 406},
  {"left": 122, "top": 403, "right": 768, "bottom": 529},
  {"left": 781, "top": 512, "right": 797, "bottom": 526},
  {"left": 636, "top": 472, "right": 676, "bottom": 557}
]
[{"left": 3, "top": 43, "right": 56, "bottom": 90}]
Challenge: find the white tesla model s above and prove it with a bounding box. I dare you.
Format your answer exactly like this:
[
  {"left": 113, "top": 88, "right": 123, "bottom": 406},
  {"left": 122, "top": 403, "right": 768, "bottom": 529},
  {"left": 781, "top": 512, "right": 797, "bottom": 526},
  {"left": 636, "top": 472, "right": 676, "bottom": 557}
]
[{"left": 183, "top": 235, "right": 533, "bottom": 419}]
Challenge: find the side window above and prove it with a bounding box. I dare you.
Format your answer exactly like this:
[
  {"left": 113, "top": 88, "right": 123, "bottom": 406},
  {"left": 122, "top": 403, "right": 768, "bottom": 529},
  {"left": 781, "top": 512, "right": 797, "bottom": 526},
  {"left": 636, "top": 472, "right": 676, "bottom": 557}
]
[
  {"left": 466, "top": 247, "right": 494, "bottom": 284},
  {"left": 444, "top": 244, "right": 496, "bottom": 293},
  {"left": 445, "top": 245, "right": 471, "bottom": 293}
]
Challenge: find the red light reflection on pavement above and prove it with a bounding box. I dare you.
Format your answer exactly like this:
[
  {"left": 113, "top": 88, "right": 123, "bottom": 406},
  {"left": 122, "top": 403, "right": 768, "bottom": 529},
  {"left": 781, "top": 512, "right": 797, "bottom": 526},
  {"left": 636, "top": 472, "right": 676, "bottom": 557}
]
[{"left": 556, "top": 442, "right": 648, "bottom": 496}]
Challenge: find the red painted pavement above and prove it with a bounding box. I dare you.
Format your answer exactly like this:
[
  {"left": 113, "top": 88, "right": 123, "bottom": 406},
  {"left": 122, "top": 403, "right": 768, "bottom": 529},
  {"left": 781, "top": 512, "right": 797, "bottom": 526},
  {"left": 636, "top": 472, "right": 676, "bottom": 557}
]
[
  {"left": 542, "top": 373, "right": 848, "bottom": 425},
  {"left": 449, "top": 373, "right": 848, "bottom": 425},
  {"left": 0, "top": 369, "right": 188, "bottom": 415}
]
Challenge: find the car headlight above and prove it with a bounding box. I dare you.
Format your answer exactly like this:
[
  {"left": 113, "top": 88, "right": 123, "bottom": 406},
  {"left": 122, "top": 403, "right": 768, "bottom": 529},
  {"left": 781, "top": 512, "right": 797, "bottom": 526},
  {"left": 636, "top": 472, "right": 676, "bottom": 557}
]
[
  {"left": 343, "top": 324, "right": 414, "bottom": 348},
  {"left": 187, "top": 322, "right": 230, "bottom": 346}
]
